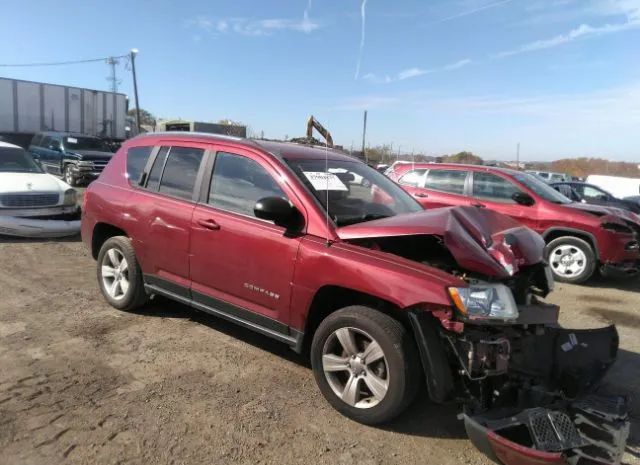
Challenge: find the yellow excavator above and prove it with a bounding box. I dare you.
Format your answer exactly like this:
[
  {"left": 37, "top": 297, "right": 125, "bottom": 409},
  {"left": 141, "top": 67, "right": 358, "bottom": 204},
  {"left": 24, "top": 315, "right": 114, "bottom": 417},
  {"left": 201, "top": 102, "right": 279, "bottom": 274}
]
[{"left": 291, "top": 115, "right": 334, "bottom": 147}]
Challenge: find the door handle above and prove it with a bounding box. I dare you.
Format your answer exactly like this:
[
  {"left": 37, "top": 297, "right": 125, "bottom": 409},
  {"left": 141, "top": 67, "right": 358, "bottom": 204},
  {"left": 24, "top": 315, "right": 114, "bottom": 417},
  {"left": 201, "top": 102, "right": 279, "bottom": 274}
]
[
  {"left": 413, "top": 192, "right": 429, "bottom": 198},
  {"left": 197, "top": 218, "right": 220, "bottom": 230},
  {"left": 471, "top": 203, "right": 486, "bottom": 208}
]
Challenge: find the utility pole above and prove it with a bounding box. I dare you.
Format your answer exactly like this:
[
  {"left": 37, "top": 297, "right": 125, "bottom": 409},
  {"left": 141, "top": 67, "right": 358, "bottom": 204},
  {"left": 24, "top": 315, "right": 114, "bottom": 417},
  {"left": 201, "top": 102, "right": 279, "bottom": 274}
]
[
  {"left": 105, "top": 57, "right": 120, "bottom": 93},
  {"left": 361, "top": 110, "right": 368, "bottom": 163},
  {"left": 130, "top": 49, "right": 141, "bottom": 134},
  {"left": 516, "top": 142, "right": 520, "bottom": 170}
]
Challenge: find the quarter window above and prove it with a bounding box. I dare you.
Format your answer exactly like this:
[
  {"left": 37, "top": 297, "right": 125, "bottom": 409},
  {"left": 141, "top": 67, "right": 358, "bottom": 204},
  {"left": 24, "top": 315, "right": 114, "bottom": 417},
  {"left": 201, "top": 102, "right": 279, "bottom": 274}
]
[
  {"left": 126, "top": 146, "right": 153, "bottom": 186},
  {"left": 472, "top": 172, "right": 519, "bottom": 203},
  {"left": 157, "top": 147, "right": 205, "bottom": 200},
  {"left": 208, "top": 152, "right": 286, "bottom": 218},
  {"left": 424, "top": 170, "right": 467, "bottom": 195},
  {"left": 398, "top": 169, "right": 427, "bottom": 187}
]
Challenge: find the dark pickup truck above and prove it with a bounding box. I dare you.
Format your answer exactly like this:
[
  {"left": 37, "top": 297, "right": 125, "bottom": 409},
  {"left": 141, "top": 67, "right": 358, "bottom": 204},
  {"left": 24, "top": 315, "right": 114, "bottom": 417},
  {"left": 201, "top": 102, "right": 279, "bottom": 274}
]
[{"left": 28, "top": 132, "right": 114, "bottom": 186}]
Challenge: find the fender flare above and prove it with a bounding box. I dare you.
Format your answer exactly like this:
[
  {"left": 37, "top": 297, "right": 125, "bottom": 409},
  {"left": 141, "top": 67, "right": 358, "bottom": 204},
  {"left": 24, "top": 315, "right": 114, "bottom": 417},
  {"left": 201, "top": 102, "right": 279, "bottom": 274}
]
[{"left": 541, "top": 227, "right": 600, "bottom": 260}]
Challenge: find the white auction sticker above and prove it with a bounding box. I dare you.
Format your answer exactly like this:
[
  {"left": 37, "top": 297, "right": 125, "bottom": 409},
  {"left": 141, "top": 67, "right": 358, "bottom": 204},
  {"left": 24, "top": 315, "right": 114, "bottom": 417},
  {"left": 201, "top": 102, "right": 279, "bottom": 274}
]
[
  {"left": 303, "top": 172, "right": 348, "bottom": 191},
  {"left": 67, "top": 137, "right": 78, "bottom": 144}
]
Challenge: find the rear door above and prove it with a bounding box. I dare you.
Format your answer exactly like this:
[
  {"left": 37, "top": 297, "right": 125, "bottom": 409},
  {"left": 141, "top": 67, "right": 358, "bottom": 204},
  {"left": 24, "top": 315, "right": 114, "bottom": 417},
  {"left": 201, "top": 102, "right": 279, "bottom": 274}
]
[
  {"left": 470, "top": 171, "right": 539, "bottom": 229},
  {"left": 130, "top": 143, "right": 208, "bottom": 296},
  {"left": 416, "top": 168, "right": 472, "bottom": 209}
]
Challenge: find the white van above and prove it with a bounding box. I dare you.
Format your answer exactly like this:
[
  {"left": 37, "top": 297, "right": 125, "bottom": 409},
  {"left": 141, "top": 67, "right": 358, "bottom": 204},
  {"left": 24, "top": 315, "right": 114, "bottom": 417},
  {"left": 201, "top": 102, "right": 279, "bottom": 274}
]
[{"left": 586, "top": 174, "right": 640, "bottom": 199}]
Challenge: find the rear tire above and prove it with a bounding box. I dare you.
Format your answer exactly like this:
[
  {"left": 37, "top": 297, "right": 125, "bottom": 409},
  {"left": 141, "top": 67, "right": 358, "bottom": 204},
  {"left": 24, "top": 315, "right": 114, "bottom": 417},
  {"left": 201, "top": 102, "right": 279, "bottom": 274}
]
[
  {"left": 310, "top": 306, "right": 421, "bottom": 425},
  {"left": 97, "top": 236, "right": 148, "bottom": 311},
  {"left": 545, "top": 236, "right": 596, "bottom": 284}
]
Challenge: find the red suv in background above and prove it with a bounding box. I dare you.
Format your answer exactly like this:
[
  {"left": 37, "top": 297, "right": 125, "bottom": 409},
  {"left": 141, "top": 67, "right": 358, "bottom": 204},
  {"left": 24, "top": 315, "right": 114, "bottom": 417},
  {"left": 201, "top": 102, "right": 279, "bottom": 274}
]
[
  {"left": 81, "top": 134, "right": 627, "bottom": 465},
  {"left": 390, "top": 163, "right": 640, "bottom": 283}
]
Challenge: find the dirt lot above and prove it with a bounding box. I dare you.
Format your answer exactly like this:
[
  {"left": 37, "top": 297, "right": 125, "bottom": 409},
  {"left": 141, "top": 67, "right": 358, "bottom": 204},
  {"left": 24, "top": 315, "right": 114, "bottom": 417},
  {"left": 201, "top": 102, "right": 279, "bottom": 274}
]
[{"left": 0, "top": 236, "right": 639, "bottom": 465}]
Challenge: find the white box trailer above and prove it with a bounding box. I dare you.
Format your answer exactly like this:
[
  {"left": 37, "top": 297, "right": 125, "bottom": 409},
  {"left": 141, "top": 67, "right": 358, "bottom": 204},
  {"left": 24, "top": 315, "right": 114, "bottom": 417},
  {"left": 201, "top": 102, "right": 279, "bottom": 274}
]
[
  {"left": 0, "top": 77, "right": 128, "bottom": 143},
  {"left": 586, "top": 174, "right": 640, "bottom": 199}
]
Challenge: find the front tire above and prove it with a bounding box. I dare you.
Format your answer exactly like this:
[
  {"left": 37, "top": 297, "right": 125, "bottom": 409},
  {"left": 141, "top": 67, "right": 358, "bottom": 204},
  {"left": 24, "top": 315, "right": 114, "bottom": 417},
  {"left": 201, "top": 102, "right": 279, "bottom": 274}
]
[
  {"left": 310, "top": 306, "right": 420, "bottom": 425},
  {"left": 64, "top": 164, "right": 79, "bottom": 187},
  {"left": 97, "top": 236, "right": 148, "bottom": 311},
  {"left": 546, "top": 236, "right": 596, "bottom": 284}
]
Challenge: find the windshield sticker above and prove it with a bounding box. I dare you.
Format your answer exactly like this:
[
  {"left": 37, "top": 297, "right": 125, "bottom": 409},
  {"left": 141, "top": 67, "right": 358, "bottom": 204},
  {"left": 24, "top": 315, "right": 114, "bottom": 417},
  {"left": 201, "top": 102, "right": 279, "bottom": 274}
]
[
  {"left": 303, "top": 172, "right": 348, "bottom": 191},
  {"left": 67, "top": 137, "right": 78, "bottom": 144}
]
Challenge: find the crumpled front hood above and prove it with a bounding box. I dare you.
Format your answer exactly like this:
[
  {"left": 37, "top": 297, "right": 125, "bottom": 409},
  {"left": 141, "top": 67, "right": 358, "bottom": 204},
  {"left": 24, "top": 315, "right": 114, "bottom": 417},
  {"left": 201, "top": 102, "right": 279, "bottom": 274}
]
[
  {"left": 338, "top": 206, "right": 546, "bottom": 278},
  {"left": 563, "top": 202, "right": 640, "bottom": 225}
]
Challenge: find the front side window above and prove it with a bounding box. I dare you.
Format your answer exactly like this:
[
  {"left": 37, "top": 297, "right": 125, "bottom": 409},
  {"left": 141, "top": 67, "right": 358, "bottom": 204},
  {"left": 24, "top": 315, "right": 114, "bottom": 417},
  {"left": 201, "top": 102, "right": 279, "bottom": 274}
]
[
  {"left": 472, "top": 172, "right": 520, "bottom": 203},
  {"left": 157, "top": 147, "right": 204, "bottom": 200},
  {"left": 126, "top": 146, "right": 153, "bottom": 185},
  {"left": 513, "top": 173, "right": 572, "bottom": 204},
  {"left": 209, "top": 152, "right": 287, "bottom": 218},
  {"left": 582, "top": 185, "right": 610, "bottom": 200},
  {"left": 285, "top": 158, "right": 422, "bottom": 226},
  {"left": 398, "top": 169, "right": 427, "bottom": 187},
  {"left": 424, "top": 169, "right": 468, "bottom": 195}
]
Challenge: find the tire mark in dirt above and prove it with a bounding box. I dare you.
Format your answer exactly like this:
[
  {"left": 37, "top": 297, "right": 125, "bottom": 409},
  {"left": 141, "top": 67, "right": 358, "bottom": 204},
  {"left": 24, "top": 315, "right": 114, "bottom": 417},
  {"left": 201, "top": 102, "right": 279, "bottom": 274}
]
[{"left": 35, "top": 427, "right": 71, "bottom": 448}]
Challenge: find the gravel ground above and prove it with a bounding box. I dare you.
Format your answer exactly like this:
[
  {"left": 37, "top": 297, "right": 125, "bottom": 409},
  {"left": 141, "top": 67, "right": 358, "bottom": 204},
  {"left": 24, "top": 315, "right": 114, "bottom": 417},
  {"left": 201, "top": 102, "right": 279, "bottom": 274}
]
[{"left": 0, "top": 236, "right": 638, "bottom": 465}]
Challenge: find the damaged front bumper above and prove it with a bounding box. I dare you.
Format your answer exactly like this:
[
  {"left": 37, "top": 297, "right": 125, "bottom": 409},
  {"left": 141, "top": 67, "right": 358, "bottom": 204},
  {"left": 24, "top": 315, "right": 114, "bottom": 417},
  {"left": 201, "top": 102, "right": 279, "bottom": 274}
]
[
  {"left": 409, "top": 308, "right": 630, "bottom": 465},
  {"left": 0, "top": 214, "right": 81, "bottom": 238},
  {"left": 464, "top": 395, "right": 629, "bottom": 465}
]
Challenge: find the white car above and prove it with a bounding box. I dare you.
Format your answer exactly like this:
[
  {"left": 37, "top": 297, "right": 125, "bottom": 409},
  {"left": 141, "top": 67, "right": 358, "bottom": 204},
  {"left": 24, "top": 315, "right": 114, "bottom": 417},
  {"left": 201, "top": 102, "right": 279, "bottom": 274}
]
[{"left": 0, "top": 141, "right": 80, "bottom": 237}]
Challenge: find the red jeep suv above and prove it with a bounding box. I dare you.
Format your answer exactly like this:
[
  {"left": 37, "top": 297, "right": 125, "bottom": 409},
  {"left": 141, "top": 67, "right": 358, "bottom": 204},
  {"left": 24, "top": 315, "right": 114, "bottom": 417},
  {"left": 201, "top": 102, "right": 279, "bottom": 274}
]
[
  {"left": 82, "top": 133, "right": 627, "bottom": 465},
  {"left": 390, "top": 163, "right": 640, "bottom": 283}
]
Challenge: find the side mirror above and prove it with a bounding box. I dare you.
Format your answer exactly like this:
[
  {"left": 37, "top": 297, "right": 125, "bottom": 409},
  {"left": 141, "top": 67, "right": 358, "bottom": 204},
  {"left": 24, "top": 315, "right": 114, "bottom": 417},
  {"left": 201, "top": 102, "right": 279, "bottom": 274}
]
[
  {"left": 49, "top": 143, "right": 61, "bottom": 152},
  {"left": 254, "top": 196, "right": 303, "bottom": 230},
  {"left": 512, "top": 191, "right": 535, "bottom": 206}
]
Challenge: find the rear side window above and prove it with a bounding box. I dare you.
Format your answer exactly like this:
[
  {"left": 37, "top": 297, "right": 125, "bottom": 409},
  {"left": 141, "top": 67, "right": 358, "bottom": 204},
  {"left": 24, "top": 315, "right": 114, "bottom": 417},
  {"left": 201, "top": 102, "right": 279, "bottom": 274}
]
[
  {"left": 424, "top": 169, "right": 467, "bottom": 195},
  {"left": 158, "top": 147, "right": 205, "bottom": 200},
  {"left": 126, "top": 146, "right": 153, "bottom": 185},
  {"left": 472, "top": 172, "right": 519, "bottom": 203},
  {"left": 398, "top": 169, "right": 427, "bottom": 187},
  {"left": 146, "top": 147, "right": 169, "bottom": 191},
  {"left": 41, "top": 136, "right": 52, "bottom": 148},
  {"left": 208, "top": 152, "right": 286, "bottom": 218}
]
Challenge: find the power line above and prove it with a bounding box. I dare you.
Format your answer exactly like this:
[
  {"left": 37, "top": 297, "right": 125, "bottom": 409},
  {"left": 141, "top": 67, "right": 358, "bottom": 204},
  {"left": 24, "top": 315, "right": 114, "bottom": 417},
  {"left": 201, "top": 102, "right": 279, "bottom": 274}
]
[{"left": 0, "top": 54, "right": 129, "bottom": 68}]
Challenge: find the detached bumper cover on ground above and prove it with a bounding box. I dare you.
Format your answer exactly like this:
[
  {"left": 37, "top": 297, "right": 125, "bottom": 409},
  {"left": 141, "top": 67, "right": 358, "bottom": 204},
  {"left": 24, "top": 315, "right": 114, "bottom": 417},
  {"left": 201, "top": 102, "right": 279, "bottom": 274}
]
[{"left": 0, "top": 215, "right": 80, "bottom": 238}]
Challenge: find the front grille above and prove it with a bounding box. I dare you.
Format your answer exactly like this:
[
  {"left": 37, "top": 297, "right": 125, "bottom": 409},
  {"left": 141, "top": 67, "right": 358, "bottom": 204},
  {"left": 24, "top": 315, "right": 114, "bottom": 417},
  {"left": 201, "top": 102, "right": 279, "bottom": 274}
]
[
  {"left": 92, "top": 160, "right": 109, "bottom": 172},
  {"left": 0, "top": 193, "right": 60, "bottom": 207}
]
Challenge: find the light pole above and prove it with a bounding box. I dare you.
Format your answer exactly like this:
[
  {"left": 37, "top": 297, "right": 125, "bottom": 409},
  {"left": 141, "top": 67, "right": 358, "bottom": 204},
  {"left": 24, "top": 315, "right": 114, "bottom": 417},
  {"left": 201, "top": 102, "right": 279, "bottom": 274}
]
[{"left": 130, "top": 48, "right": 141, "bottom": 134}]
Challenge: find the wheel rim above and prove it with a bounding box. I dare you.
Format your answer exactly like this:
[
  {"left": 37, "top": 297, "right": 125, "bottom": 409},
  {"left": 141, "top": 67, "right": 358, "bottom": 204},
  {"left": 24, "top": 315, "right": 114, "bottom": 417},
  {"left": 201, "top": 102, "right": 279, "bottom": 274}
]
[
  {"left": 549, "top": 244, "right": 587, "bottom": 278},
  {"left": 322, "top": 327, "right": 389, "bottom": 409},
  {"left": 65, "top": 167, "right": 73, "bottom": 184},
  {"left": 101, "top": 248, "right": 130, "bottom": 301}
]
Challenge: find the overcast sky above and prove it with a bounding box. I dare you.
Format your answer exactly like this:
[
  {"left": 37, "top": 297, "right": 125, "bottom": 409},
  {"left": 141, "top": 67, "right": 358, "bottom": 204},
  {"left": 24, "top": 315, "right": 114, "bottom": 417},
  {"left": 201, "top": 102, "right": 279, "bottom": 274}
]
[{"left": 1, "top": 0, "right": 639, "bottom": 161}]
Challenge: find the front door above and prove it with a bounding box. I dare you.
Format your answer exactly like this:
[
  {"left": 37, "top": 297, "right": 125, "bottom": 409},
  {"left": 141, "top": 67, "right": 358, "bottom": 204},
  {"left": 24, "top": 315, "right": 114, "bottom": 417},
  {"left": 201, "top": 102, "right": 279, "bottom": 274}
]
[
  {"left": 469, "top": 171, "right": 539, "bottom": 230},
  {"left": 190, "top": 149, "right": 304, "bottom": 327}
]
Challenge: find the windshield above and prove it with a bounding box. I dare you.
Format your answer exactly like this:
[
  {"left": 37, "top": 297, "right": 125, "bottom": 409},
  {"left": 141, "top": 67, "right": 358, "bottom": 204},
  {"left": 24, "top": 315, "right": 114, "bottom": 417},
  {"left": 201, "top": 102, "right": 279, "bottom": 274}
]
[
  {"left": 64, "top": 136, "right": 111, "bottom": 152},
  {"left": 514, "top": 172, "right": 572, "bottom": 204},
  {"left": 0, "top": 147, "right": 44, "bottom": 173},
  {"left": 285, "top": 158, "right": 422, "bottom": 226}
]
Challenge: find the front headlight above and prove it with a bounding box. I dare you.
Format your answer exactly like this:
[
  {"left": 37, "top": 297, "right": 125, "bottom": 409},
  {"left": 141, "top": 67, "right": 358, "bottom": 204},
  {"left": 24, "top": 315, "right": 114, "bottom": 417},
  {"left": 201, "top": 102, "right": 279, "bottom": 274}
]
[
  {"left": 448, "top": 282, "right": 518, "bottom": 321},
  {"left": 63, "top": 188, "right": 77, "bottom": 206}
]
